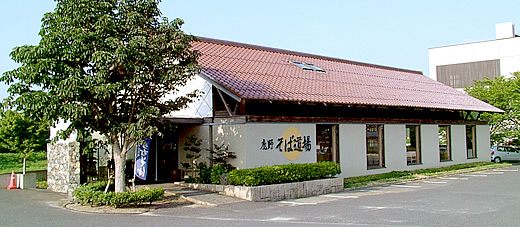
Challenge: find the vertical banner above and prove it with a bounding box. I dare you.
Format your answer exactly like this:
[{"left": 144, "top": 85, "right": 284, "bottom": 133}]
[{"left": 134, "top": 138, "right": 151, "bottom": 180}]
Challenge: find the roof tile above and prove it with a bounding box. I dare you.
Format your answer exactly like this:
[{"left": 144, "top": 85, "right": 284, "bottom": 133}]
[{"left": 193, "top": 37, "right": 502, "bottom": 113}]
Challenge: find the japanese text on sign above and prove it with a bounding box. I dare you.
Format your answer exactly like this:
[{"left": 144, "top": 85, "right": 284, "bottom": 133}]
[{"left": 260, "top": 135, "right": 312, "bottom": 152}]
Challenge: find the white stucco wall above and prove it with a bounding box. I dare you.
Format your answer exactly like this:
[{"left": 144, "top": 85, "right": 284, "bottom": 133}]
[
  {"left": 384, "top": 124, "right": 407, "bottom": 171},
  {"left": 178, "top": 125, "right": 211, "bottom": 167},
  {"left": 476, "top": 125, "right": 491, "bottom": 162},
  {"left": 338, "top": 124, "right": 491, "bottom": 177},
  {"left": 166, "top": 74, "right": 213, "bottom": 118},
  {"left": 450, "top": 125, "right": 466, "bottom": 163},
  {"left": 243, "top": 123, "right": 316, "bottom": 168},
  {"left": 338, "top": 124, "right": 366, "bottom": 177},
  {"left": 178, "top": 122, "right": 492, "bottom": 179},
  {"left": 213, "top": 122, "right": 247, "bottom": 169},
  {"left": 418, "top": 125, "right": 440, "bottom": 169}
]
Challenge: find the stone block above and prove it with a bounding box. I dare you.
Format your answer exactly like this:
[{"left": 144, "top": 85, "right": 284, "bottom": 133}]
[
  {"left": 215, "top": 184, "right": 224, "bottom": 192},
  {"left": 260, "top": 185, "right": 270, "bottom": 201},
  {"left": 284, "top": 182, "right": 298, "bottom": 199},
  {"left": 223, "top": 185, "right": 234, "bottom": 196}
]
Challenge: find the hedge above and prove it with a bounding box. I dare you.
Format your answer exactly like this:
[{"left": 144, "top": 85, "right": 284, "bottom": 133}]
[
  {"left": 73, "top": 181, "right": 164, "bottom": 208},
  {"left": 227, "top": 162, "right": 341, "bottom": 186}
]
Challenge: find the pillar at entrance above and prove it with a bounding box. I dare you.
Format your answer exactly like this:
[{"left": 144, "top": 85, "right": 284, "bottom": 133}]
[{"left": 47, "top": 141, "right": 80, "bottom": 197}]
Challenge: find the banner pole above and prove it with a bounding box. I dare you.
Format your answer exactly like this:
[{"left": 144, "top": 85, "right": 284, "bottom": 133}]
[
  {"left": 133, "top": 143, "right": 137, "bottom": 192},
  {"left": 155, "top": 137, "right": 158, "bottom": 182}
]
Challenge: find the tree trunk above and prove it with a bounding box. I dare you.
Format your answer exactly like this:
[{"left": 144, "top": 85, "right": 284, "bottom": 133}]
[{"left": 113, "top": 142, "right": 127, "bottom": 192}]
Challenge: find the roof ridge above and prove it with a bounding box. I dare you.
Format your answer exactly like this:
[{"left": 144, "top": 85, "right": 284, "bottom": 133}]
[{"left": 196, "top": 36, "right": 424, "bottom": 75}]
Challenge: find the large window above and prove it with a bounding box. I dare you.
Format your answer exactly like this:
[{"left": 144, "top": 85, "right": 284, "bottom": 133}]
[
  {"left": 366, "top": 124, "right": 384, "bottom": 169},
  {"left": 406, "top": 125, "right": 421, "bottom": 165},
  {"left": 316, "top": 124, "right": 339, "bottom": 163},
  {"left": 466, "top": 125, "right": 477, "bottom": 159},
  {"left": 439, "top": 125, "right": 451, "bottom": 162}
]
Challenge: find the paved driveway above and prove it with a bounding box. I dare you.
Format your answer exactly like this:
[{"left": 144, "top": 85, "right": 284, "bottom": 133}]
[{"left": 1, "top": 165, "right": 519, "bottom": 226}]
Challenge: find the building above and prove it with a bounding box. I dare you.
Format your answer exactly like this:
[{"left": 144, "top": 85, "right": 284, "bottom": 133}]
[
  {"left": 171, "top": 37, "right": 501, "bottom": 177},
  {"left": 429, "top": 22, "right": 520, "bottom": 89},
  {"left": 48, "top": 37, "right": 502, "bottom": 193}
]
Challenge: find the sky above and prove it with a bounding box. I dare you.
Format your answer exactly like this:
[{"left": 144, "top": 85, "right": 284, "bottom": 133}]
[{"left": 1, "top": 0, "right": 520, "bottom": 99}]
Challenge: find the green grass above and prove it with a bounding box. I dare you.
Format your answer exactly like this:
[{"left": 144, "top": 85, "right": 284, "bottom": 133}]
[
  {"left": 0, "top": 153, "right": 47, "bottom": 174},
  {"left": 344, "top": 162, "right": 511, "bottom": 189}
]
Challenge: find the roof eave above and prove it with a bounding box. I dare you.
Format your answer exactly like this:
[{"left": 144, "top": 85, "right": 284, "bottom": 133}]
[{"left": 198, "top": 71, "right": 242, "bottom": 102}]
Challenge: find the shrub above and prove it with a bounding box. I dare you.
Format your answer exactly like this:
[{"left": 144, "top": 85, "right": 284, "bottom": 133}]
[
  {"left": 197, "top": 162, "right": 212, "bottom": 184},
  {"left": 210, "top": 164, "right": 228, "bottom": 184},
  {"left": 73, "top": 182, "right": 164, "bottom": 208},
  {"left": 36, "top": 180, "right": 48, "bottom": 189},
  {"left": 227, "top": 162, "right": 341, "bottom": 186}
]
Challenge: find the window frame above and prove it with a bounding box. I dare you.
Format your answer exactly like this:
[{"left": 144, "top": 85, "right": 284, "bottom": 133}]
[
  {"left": 466, "top": 125, "right": 477, "bottom": 159},
  {"left": 366, "top": 124, "right": 385, "bottom": 169},
  {"left": 439, "top": 125, "right": 452, "bottom": 162},
  {"left": 406, "top": 125, "right": 422, "bottom": 165},
  {"left": 316, "top": 124, "right": 340, "bottom": 163}
]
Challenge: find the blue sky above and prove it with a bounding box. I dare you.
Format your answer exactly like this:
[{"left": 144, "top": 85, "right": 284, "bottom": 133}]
[{"left": 1, "top": 0, "right": 519, "bottom": 99}]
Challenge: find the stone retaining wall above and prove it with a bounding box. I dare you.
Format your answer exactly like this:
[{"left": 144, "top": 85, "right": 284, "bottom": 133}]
[
  {"left": 185, "top": 178, "right": 344, "bottom": 201},
  {"left": 1, "top": 170, "right": 47, "bottom": 189}
]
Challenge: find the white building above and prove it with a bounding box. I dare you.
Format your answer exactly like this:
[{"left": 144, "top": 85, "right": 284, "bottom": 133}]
[
  {"left": 429, "top": 22, "right": 520, "bottom": 88},
  {"left": 169, "top": 37, "right": 500, "bottom": 179},
  {"left": 49, "top": 37, "right": 502, "bottom": 193}
]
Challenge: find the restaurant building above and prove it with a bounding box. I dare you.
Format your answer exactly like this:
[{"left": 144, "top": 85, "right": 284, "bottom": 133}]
[
  {"left": 170, "top": 37, "right": 501, "bottom": 177},
  {"left": 48, "top": 37, "right": 502, "bottom": 192}
]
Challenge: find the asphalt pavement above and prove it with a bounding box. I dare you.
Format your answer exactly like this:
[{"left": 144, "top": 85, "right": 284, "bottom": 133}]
[{"left": 1, "top": 165, "right": 519, "bottom": 226}]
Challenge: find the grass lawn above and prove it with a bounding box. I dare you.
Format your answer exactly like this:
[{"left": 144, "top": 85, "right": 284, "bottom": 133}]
[
  {"left": 344, "top": 162, "right": 512, "bottom": 189},
  {"left": 0, "top": 153, "right": 47, "bottom": 174}
]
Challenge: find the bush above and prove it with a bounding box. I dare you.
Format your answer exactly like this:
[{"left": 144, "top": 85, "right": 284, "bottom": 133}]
[
  {"left": 227, "top": 162, "right": 341, "bottom": 186},
  {"left": 36, "top": 180, "right": 48, "bottom": 189},
  {"left": 197, "top": 162, "right": 212, "bottom": 184},
  {"left": 210, "top": 164, "right": 228, "bottom": 184},
  {"left": 73, "top": 181, "right": 164, "bottom": 208}
]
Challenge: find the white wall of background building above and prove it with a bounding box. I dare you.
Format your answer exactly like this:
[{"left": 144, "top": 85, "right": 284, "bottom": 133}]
[{"left": 429, "top": 22, "right": 520, "bottom": 82}]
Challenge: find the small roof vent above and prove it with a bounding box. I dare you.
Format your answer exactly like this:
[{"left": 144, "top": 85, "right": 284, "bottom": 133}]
[{"left": 290, "top": 61, "right": 325, "bottom": 73}]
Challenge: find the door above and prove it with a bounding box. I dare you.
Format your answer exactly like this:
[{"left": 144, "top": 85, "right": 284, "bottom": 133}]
[
  {"left": 510, "top": 147, "right": 520, "bottom": 161},
  {"left": 496, "top": 146, "right": 509, "bottom": 161}
]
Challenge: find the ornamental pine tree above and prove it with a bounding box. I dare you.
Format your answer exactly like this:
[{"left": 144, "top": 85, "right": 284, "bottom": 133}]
[{"left": 1, "top": 0, "right": 199, "bottom": 192}]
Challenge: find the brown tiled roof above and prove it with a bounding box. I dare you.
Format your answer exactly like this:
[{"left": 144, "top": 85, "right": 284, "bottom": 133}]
[{"left": 193, "top": 37, "right": 503, "bottom": 113}]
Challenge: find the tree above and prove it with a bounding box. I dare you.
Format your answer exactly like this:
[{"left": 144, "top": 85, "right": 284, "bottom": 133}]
[
  {"left": 1, "top": 0, "right": 199, "bottom": 192},
  {"left": 0, "top": 110, "right": 49, "bottom": 173},
  {"left": 465, "top": 73, "right": 520, "bottom": 145}
]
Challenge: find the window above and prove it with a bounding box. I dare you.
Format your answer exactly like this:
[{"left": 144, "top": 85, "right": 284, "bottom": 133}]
[
  {"left": 367, "top": 124, "right": 384, "bottom": 169},
  {"left": 439, "top": 125, "right": 451, "bottom": 161},
  {"left": 290, "top": 61, "right": 325, "bottom": 72},
  {"left": 316, "top": 124, "right": 339, "bottom": 163},
  {"left": 406, "top": 125, "right": 421, "bottom": 165},
  {"left": 466, "top": 125, "right": 477, "bottom": 159}
]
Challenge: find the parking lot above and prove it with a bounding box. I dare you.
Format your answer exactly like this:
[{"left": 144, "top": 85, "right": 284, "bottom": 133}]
[{"left": 1, "top": 164, "right": 519, "bottom": 227}]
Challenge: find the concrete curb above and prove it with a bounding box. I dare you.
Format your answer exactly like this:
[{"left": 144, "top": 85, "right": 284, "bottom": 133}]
[
  {"left": 343, "top": 164, "right": 513, "bottom": 191},
  {"left": 63, "top": 201, "right": 150, "bottom": 214},
  {"left": 179, "top": 195, "right": 217, "bottom": 207}
]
